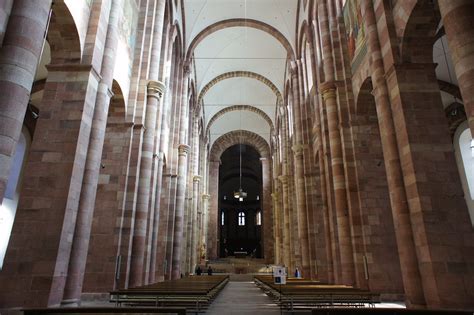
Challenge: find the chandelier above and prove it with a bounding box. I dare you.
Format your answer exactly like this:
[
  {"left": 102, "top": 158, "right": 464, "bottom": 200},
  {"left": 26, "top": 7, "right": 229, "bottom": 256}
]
[{"left": 234, "top": 134, "right": 247, "bottom": 201}]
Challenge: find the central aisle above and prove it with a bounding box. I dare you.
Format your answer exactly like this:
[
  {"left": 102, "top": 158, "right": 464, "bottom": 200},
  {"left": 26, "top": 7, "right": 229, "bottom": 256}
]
[{"left": 205, "top": 281, "right": 281, "bottom": 314}]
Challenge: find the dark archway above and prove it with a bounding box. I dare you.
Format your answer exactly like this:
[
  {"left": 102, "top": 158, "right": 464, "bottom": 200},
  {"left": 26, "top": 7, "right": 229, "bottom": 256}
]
[{"left": 218, "top": 144, "right": 262, "bottom": 258}]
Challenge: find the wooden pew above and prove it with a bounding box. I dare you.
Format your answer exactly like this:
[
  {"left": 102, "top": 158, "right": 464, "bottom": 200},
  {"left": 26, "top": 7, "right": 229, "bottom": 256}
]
[
  {"left": 23, "top": 307, "right": 186, "bottom": 315},
  {"left": 312, "top": 308, "right": 473, "bottom": 315},
  {"left": 255, "top": 275, "right": 380, "bottom": 310},
  {"left": 110, "top": 275, "right": 229, "bottom": 311}
]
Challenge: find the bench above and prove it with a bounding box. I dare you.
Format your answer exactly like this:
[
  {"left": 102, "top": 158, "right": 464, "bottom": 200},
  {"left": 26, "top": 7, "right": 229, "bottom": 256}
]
[
  {"left": 23, "top": 307, "right": 186, "bottom": 315},
  {"left": 254, "top": 275, "right": 380, "bottom": 310},
  {"left": 311, "top": 308, "right": 473, "bottom": 315},
  {"left": 110, "top": 275, "right": 229, "bottom": 312}
]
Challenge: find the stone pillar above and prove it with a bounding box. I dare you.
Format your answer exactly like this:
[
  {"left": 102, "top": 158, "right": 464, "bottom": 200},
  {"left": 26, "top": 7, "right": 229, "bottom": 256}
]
[
  {"left": 319, "top": 83, "right": 355, "bottom": 285},
  {"left": 0, "top": 0, "right": 14, "bottom": 46},
  {"left": 0, "top": 0, "right": 52, "bottom": 205},
  {"left": 130, "top": 0, "right": 167, "bottom": 287},
  {"left": 260, "top": 157, "right": 273, "bottom": 263},
  {"left": 191, "top": 175, "right": 201, "bottom": 268},
  {"left": 360, "top": 0, "right": 425, "bottom": 306},
  {"left": 292, "top": 144, "right": 311, "bottom": 278},
  {"left": 0, "top": 62, "right": 100, "bottom": 308},
  {"left": 271, "top": 191, "right": 282, "bottom": 264},
  {"left": 129, "top": 80, "right": 165, "bottom": 286},
  {"left": 278, "top": 175, "right": 291, "bottom": 268},
  {"left": 318, "top": 0, "right": 355, "bottom": 285},
  {"left": 62, "top": 0, "right": 123, "bottom": 304},
  {"left": 201, "top": 193, "right": 210, "bottom": 261},
  {"left": 438, "top": 0, "right": 474, "bottom": 136},
  {"left": 207, "top": 161, "right": 220, "bottom": 259},
  {"left": 171, "top": 144, "right": 190, "bottom": 279}
]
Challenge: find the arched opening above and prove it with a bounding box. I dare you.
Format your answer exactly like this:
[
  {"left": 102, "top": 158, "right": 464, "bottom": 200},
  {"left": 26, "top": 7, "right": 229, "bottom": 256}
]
[
  {"left": 219, "top": 144, "right": 262, "bottom": 258},
  {"left": 454, "top": 122, "right": 474, "bottom": 225},
  {"left": 0, "top": 127, "right": 31, "bottom": 269},
  {"left": 352, "top": 78, "right": 404, "bottom": 294}
]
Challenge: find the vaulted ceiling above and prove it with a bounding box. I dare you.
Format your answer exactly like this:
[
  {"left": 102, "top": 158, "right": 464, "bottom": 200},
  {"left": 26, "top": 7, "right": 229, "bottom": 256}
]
[{"left": 183, "top": 0, "right": 298, "bottom": 147}]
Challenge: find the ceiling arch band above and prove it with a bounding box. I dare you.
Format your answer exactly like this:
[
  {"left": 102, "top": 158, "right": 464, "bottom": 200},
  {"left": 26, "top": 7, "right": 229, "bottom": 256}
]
[
  {"left": 186, "top": 18, "right": 295, "bottom": 61},
  {"left": 205, "top": 105, "right": 275, "bottom": 136},
  {"left": 198, "top": 71, "right": 283, "bottom": 105},
  {"left": 210, "top": 130, "right": 271, "bottom": 161}
]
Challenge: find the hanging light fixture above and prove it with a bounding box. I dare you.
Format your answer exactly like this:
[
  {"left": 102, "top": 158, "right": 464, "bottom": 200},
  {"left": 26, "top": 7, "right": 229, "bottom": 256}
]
[{"left": 234, "top": 111, "right": 247, "bottom": 201}]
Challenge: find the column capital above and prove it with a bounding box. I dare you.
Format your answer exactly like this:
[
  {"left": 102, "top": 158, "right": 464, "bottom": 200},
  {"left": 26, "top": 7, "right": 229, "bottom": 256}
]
[
  {"left": 319, "top": 81, "right": 337, "bottom": 100},
  {"left": 193, "top": 175, "right": 202, "bottom": 182},
  {"left": 178, "top": 144, "right": 190, "bottom": 156},
  {"left": 292, "top": 143, "right": 307, "bottom": 157},
  {"left": 202, "top": 194, "right": 211, "bottom": 200},
  {"left": 278, "top": 175, "right": 288, "bottom": 184},
  {"left": 147, "top": 80, "right": 166, "bottom": 99}
]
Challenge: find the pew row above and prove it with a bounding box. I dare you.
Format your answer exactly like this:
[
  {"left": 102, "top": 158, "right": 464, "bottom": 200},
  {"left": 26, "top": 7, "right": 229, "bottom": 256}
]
[
  {"left": 254, "top": 275, "right": 380, "bottom": 310},
  {"left": 23, "top": 307, "right": 186, "bottom": 315},
  {"left": 110, "top": 275, "right": 229, "bottom": 311},
  {"left": 311, "top": 308, "right": 473, "bottom": 315}
]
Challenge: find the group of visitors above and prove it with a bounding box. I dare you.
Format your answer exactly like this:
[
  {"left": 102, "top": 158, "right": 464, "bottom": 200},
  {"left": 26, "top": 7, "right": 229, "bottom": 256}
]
[{"left": 195, "top": 265, "right": 213, "bottom": 276}]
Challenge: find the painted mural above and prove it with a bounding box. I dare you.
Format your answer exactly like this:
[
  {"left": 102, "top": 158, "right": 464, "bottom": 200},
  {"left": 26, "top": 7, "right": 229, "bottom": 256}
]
[
  {"left": 113, "top": 0, "right": 138, "bottom": 105},
  {"left": 343, "top": 0, "right": 365, "bottom": 61}
]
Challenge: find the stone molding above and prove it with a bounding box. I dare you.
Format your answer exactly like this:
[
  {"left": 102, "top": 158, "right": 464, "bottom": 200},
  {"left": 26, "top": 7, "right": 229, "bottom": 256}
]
[
  {"left": 147, "top": 80, "right": 166, "bottom": 99},
  {"left": 178, "top": 144, "right": 190, "bottom": 156}
]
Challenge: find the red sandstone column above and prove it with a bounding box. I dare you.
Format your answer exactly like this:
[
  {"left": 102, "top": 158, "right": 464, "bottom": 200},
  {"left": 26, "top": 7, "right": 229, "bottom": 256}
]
[
  {"left": 130, "top": 0, "right": 167, "bottom": 287},
  {"left": 289, "top": 62, "right": 311, "bottom": 278},
  {"left": 438, "top": 0, "right": 474, "bottom": 136},
  {"left": 318, "top": 0, "right": 355, "bottom": 285},
  {"left": 201, "top": 193, "right": 210, "bottom": 260},
  {"left": 171, "top": 144, "right": 190, "bottom": 279},
  {"left": 260, "top": 157, "right": 273, "bottom": 263},
  {"left": 62, "top": 0, "right": 122, "bottom": 304},
  {"left": 207, "top": 161, "right": 219, "bottom": 259},
  {"left": 360, "top": 0, "right": 426, "bottom": 306},
  {"left": 0, "top": 0, "right": 14, "bottom": 46},
  {"left": 191, "top": 175, "right": 201, "bottom": 268},
  {"left": 278, "top": 175, "right": 291, "bottom": 268},
  {"left": 0, "top": 0, "right": 52, "bottom": 205}
]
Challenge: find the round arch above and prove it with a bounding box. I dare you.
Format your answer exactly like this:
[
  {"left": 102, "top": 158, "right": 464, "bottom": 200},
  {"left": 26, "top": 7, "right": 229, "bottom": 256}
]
[
  {"left": 205, "top": 105, "right": 274, "bottom": 136},
  {"left": 186, "top": 18, "right": 295, "bottom": 61},
  {"left": 209, "top": 130, "right": 271, "bottom": 161},
  {"left": 198, "top": 71, "right": 283, "bottom": 105}
]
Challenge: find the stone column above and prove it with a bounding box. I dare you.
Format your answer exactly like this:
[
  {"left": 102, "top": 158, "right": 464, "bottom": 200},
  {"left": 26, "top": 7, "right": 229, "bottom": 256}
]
[
  {"left": 171, "top": 144, "right": 190, "bottom": 279},
  {"left": 62, "top": 0, "right": 123, "bottom": 304},
  {"left": 360, "top": 0, "right": 425, "bottom": 306},
  {"left": 191, "top": 175, "right": 201, "bottom": 268},
  {"left": 0, "top": 0, "right": 52, "bottom": 205},
  {"left": 271, "top": 192, "right": 281, "bottom": 264},
  {"left": 0, "top": 0, "right": 14, "bottom": 46},
  {"left": 318, "top": 0, "right": 355, "bottom": 285},
  {"left": 260, "top": 157, "right": 273, "bottom": 263},
  {"left": 438, "top": 0, "right": 474, "bottom": 136},
  {"left": 201, "top": 193, "right": 210, "bottom": 261},
  {"left": 207, "top": 161, "right": 220, "bottom": 259},
  {"left": 130, "top": 0, "right": 167, "bottom": 287},
  {"left": 292, "top": 144, "right": 311, "bottom": 278},
  {"left": 278, "top": 175, "right": 291, "bottom": 268}
]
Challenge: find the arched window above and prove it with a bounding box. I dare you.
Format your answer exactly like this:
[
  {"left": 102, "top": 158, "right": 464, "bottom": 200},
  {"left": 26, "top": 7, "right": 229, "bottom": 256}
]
[
  {"left": 221, "top": 211, "right": 225, "bottom": 226},
  {"left": 256, "top": 211, "right": 262, "bottom": 226},
  {"left": 238, "top": 211, "right": 245, "bottom": 226},
  {"left": 1, "top": 128, "right": 30, "bottom": 269},
  {"left": 454, "top": 123, "right": 474, "bottom": 225}
]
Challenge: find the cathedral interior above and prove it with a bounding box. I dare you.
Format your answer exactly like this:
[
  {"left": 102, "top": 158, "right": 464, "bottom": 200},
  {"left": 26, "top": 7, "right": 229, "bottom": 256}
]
[{"left": 0, "top": 0, "right": 474, "bottom": 312}]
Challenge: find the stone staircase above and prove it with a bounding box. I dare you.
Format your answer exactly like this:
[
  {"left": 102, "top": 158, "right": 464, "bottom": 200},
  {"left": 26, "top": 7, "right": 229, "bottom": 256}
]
[{"left": 198, "top": 257, "right": 274, "bottom": 278}]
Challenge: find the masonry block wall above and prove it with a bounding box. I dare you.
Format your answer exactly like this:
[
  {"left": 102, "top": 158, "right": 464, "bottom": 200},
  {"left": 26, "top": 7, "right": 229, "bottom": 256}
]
[{"left": 0, "top": 0, "right": 474, "bottom": 311}]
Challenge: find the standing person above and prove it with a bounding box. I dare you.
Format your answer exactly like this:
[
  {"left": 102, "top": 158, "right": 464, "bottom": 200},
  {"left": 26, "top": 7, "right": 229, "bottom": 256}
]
[
  {"left": 295, "top": 267, "right": 301, "bottom": 278},
  {"left": 207, "top": 265, "right": 213, "bottom": 275},
  {"left": 195, "top": 265, "right": 202, "bottom": 276}
]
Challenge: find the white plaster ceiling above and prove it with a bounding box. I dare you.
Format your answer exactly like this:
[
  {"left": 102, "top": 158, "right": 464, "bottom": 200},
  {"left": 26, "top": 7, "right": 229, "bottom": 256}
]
[{"left": 184, "top": 0, "right": 297, "bottom": 148}]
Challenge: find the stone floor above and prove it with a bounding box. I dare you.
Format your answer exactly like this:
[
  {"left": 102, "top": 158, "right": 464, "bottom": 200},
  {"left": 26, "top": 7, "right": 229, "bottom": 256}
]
[{"left": 205, "top": 281, "right": 282, "bottom": 314}]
